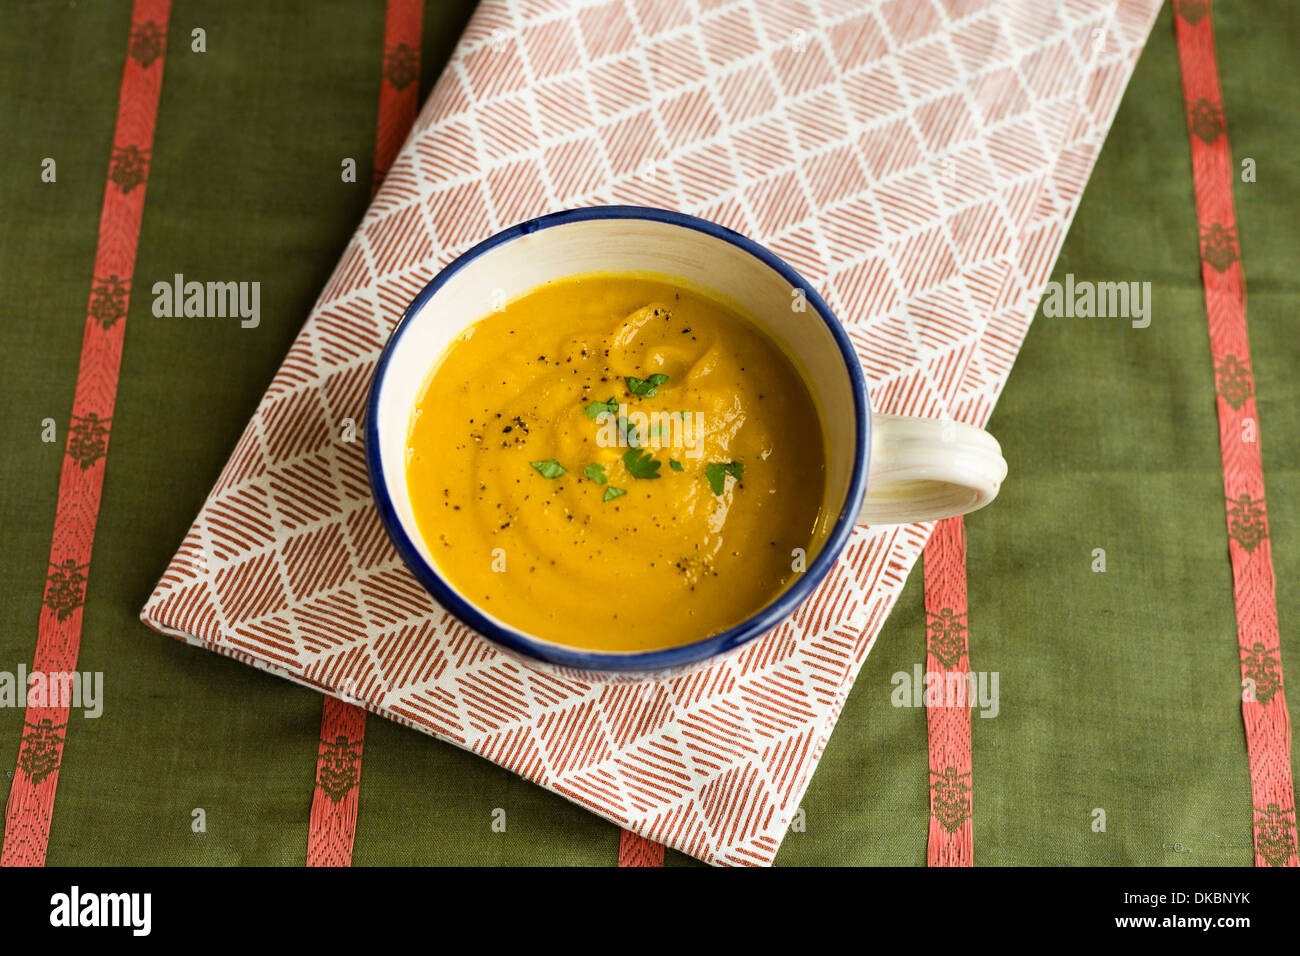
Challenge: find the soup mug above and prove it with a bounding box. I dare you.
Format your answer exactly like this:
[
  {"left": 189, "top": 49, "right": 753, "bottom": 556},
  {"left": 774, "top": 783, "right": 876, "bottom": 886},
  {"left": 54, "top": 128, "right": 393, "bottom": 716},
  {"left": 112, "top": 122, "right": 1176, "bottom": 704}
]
[{"left": 366, "top": 206, "right": 1007, "bottom": 681}]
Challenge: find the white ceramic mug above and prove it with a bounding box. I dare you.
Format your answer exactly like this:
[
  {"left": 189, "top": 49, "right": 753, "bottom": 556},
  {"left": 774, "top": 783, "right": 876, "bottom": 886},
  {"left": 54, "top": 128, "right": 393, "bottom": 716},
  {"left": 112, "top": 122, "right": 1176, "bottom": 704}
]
[{"left": 367, "top": 206, "right": 1007, "bottom": 679}]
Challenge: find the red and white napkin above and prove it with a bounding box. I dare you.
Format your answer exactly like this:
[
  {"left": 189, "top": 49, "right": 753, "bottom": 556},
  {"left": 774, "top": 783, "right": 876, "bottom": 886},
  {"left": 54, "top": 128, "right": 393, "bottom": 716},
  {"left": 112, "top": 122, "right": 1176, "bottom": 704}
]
[{"left": 143, "top": 0, "right": 1162, "bottom": 865}]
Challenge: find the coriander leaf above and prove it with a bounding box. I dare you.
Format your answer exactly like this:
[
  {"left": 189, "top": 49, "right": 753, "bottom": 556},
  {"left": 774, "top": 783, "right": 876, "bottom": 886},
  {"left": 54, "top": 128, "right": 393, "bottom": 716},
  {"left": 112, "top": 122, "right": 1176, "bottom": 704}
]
[
  {"left": 530, "top": 458, "right": 566, "bottom": 479},
  {"left": 585, "top": 396, "right": 618, "bottom": 420},
  {"left": 669, "top": 458, "right": 684, "bottom": 472},
  {"left": 603, "top": 487, "right": 627, "bottom": 502},
  {"left": 705, "top": 461, "right": 743, "bottom": 495},
  {"left": 622, "top": 448, "right": 662, "bottom": 480},
  {"left": 583, "top": 463, "right": 608, "bottom": 484},
  {"left": 625, "top": 372, "right": 670, "bottom": 397}
]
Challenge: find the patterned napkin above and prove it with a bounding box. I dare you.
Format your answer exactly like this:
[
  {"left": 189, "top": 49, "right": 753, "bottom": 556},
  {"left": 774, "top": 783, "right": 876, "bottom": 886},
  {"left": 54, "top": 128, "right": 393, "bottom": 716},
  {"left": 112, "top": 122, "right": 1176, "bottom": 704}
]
[{"left": 142, "top": 0, "right": 1162, "bottom": 865}]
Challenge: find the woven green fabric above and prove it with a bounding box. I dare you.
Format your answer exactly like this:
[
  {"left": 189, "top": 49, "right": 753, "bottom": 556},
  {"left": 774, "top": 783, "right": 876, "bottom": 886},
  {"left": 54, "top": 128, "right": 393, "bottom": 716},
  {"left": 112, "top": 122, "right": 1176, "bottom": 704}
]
[{"left": 0, "top": 1, "right": 1295, "bottom": 866}]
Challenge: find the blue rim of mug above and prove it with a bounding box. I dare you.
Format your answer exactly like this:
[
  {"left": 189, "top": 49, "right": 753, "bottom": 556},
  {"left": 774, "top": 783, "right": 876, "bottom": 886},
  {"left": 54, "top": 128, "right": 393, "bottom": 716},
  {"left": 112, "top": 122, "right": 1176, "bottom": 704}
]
[{"left": 365, "top": 205, "right": 871, "bottom": 674}]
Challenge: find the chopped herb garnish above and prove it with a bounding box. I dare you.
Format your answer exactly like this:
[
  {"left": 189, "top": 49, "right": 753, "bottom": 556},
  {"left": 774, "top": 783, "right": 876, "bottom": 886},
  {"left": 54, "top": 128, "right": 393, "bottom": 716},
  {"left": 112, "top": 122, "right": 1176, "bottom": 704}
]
[
  {"left": 585, "top": 396, "right": 618, "bottom": 420},
  {"left": 669, "top": 458, "right": 684, "bottom": 472},
  {"left": 603, "top": 487, "right": 627, "bottom": 502},
  {"left": 623, "top": 448, "right": 662, "bottom": 480},
  {"left": 583, "top": 463, "right": 608, "bottom": 484},
  {"left": 530, "top": 459, "right": 566, "bottom": 479},
  {"left": 625, "top": 373, "right": 669, "bottom": 397},
  {"left": 705, "top": 461, "right": 744, "bottom": 495},
  {"left": 618, "top": 414, "right": 641, "bottom": 448}
]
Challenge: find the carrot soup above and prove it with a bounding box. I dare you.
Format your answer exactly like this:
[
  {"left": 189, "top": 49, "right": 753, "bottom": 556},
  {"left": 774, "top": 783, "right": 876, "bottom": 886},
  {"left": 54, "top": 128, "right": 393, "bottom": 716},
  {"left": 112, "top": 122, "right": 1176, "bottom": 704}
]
[{"left": 404, "top": 274, "right": 827, "bottom": 652}]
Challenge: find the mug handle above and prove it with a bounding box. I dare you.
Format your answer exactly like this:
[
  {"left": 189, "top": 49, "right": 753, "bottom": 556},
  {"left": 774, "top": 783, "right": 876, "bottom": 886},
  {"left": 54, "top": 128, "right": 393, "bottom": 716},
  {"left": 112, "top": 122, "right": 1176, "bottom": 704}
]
[{"left": 859, "top": 414, "right": 1008, "bottom": 525}]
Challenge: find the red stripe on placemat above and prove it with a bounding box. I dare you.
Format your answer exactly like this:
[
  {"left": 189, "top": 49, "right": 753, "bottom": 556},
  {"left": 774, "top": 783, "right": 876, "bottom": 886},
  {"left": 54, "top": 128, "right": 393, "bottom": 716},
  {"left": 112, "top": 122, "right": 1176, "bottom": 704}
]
[
  {"left": 923, "top": 516, "right": 973, "bottom": 866},
  {"left": 373, "top": 0, "right": 425, "bottom": 190},
  {"left": 307, "top": 695, "right": 368, "bottom": 867},
  {"left": 1173, "top": 0, "right": 1297, "bottom": 867},
  {"left": 618, "top": 828, "right": 666, "bottom": 867},
  {"left": 0, "top": 0, "right": 172, "bottom": 868},
  {"left": 305, "top": 0, "right": 424, "bottom": 868}
]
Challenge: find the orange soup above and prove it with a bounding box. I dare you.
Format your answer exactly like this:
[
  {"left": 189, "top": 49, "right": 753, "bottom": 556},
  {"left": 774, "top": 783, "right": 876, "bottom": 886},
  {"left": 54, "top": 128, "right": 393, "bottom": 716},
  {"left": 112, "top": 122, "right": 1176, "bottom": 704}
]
[{"left": 405, "top": 274, "right": 827, "bottom": 651}]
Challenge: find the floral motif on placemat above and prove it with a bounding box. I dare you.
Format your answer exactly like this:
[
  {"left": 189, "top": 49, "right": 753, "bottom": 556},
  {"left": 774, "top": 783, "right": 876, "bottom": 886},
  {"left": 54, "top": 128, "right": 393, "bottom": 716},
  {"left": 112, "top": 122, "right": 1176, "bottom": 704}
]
[
  {"left": 927, "top": 608, "right": 968, "bottom": 670},
  {"left": 108, "top": 145, "right": 150, "bottom": 195},
  {"left": 1254, "top": 803, "right": 1297, "bottom": 867},
  {"left": 129, "top": 20, "right": 166, "bottom": 69},
  {"left": 383, "top": 43, "right": 419, "bottom": 90},
  {"left": 43, "top": 560, "right": 89, "bottom": 621},
  {"left": 316, "top": 735, "right": 363, "bottom": 802},
  {"left": 1241, "top": 642, "right": 1282, "bottom": 706},
  {"left": 1174, "top": 0, "right": 1209, "bottom": 25},
  {"left": 67, "top": 413, "right": 111, "bottom": 469},
  {"left": 1187, "top": 98, "right": 1225, "bottom": 143},
  {"left": 930, "top": 765, "right": 972, "bottom": 833},
  {"left": 1200, "top": 222, "right": 1240, "bottom": 272},
  {"left": 18, "top": 719, "right": 67, "bottom": 784},
  {"left": 1214, "top": 354, "right": 1253, "bottom": 410},
  {"left": 1226, "top": 494, "right": 1267, "bottom": 553},
  {"left": 89, "top": 275, "right": 131, "bottom": 329}
]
